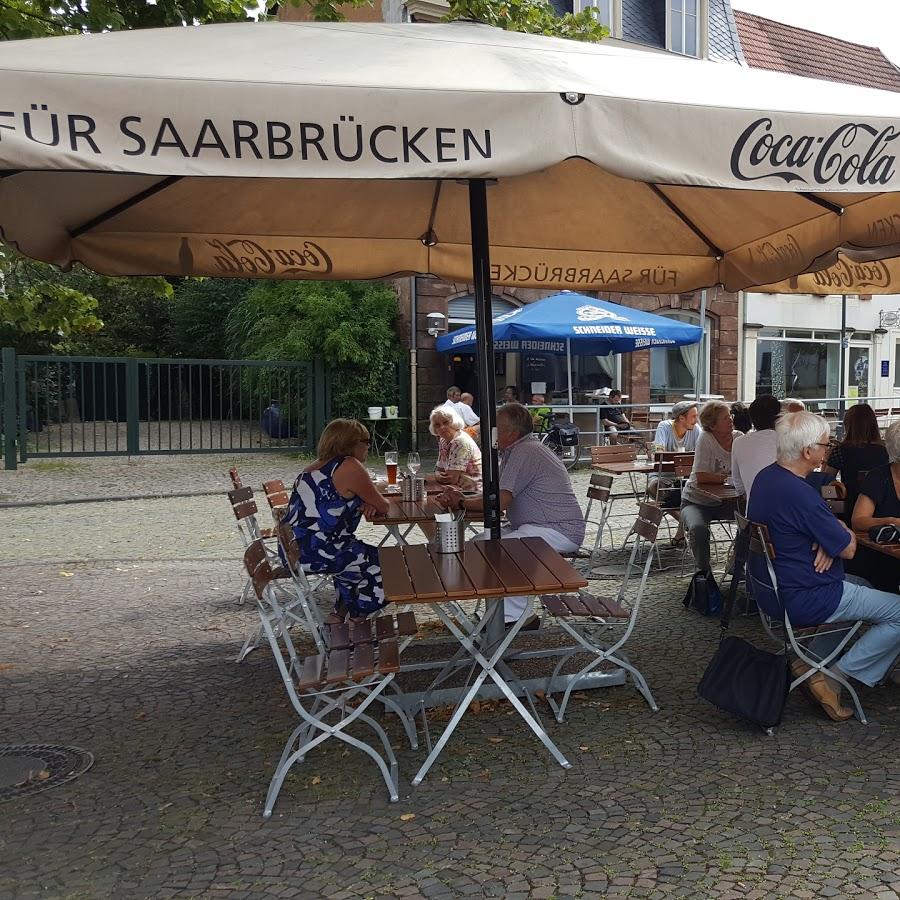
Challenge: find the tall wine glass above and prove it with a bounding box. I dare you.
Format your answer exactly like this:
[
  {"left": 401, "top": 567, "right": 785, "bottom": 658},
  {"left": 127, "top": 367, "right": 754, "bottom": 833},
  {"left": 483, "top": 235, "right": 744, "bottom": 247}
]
[{"left": 407, "top": 452, "right": 421, "bottom": 476}]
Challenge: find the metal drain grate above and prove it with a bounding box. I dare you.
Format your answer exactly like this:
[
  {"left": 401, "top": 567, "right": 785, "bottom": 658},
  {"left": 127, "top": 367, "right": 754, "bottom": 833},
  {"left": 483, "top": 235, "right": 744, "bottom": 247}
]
[{"left": 0, "top": 745, "right": 94, "bottom": 802}]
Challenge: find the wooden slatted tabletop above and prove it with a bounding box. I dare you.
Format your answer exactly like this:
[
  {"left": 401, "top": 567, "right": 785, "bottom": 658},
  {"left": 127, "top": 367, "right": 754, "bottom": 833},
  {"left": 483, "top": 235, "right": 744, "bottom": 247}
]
[
  {"left": 374, "top": 480, "right": 443, "bottom": 497},
  {"left": 591, "top": 459, "right": 660, "bottom": 476},
  {"left": 379, "top": 537, "right": 587, "bottom": 604},
  {"left": 855, "top": 530, "right": 900, "bottom": 559},
  {"left": 368, "top": 498, "right": 445, "bottom": 525}
]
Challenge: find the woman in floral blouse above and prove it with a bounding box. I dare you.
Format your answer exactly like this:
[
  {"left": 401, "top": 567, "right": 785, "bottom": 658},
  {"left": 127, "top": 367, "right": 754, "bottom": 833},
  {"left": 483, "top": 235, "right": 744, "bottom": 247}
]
[{"left": 425, "top": 405, "right": 482, "bottom": 489}]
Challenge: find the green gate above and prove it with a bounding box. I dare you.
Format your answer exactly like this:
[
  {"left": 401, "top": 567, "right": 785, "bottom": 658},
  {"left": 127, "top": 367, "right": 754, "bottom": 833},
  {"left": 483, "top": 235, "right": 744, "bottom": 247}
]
[{"left": 1, "top": 350, "right": 333, "bottom": 469}]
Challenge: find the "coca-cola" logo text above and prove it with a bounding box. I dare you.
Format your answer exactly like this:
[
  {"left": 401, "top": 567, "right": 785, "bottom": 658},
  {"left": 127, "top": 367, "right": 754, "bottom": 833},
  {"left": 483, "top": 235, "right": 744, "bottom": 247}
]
[
  {"left": 730, "top": 117, "right": 900, "bottom": 187},
  {"left": 812, "top": 258, "right": 892, "bottom": 290},
  {"left": 207, "top": 238, "right": 332, "bottom": 276}
]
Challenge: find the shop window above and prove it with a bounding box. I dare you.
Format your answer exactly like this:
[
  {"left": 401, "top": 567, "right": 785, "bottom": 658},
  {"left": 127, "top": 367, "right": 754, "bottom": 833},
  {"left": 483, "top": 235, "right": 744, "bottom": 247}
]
[{"left": 649, "top": 311, "right": 709, "bottom": 403}]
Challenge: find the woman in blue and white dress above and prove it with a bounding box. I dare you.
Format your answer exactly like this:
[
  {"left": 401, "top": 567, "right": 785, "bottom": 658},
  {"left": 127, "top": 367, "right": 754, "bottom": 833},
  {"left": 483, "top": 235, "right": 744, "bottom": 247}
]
[{"left": 284, "top": 418, "right": 390, "bottom": 623}]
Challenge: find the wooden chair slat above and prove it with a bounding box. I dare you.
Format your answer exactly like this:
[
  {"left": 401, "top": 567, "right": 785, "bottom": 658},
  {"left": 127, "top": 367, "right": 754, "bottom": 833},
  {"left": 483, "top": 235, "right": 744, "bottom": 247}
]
[
  {"left": 229, "top": 486, "right": 254, "bottom": 503},
  {"left": 631, "top": 519, "right": 660, "bottom": 542},
  {"left": 325, "top": 649, "right": 350, "bottom": 684},
  {"left": 562, "top": 595, "right": 592, "bottom": 615},
  {"left": 519, "top": 537, "right": 587, "bottom": 591},
  {"left": 500, "top": 540, "right": 563, "bottom": 592},
  {"left": 351, "top": 642, "right": 375, "bottom": 680},
  {"left": 580, "top": 593, "right": 629, "bottom": 618},
  {"left": 374, "top": 616, "right": 396, "bottom": 641},
  {"left": 403, "top": 544, "right": 448, "bottom": 600},
  {"left": 378, "top": 639, "right": 400, "bottom": 675},
  {"left": 263, "top": 479, "right": 286, "bottom": 494},
  {"left": 426, "top": 548, "right": 477, "bottom": 599},
  {"left": 232, "top": 499, "right": 259, "bottom": 521},
  {"left": 589, "top": 473, "right": 614, "bottom": 488},
  {"left": 590, "top": 445, "right": 637, "bottom": 463},
  {"left": 328, "top": 623, "right": 351, "bottom": 651},
  {"left": 474, "top": 541, "right": 533, "bottom": 593},
  {"left": 540, "top": 595, "right": 573, "bottom": 617},
  {"left": 277, "top": 524, "right": 302, "bottom": 570},
  {"left": 297, "top": 654, "right": 325, "bottom": 690},
  {"left": 638, "top": 502, "right": 664, "bottom": 525},
  {"left": 587, "top": 486, "right": 611, "bottom": 501},
  {"left": 396, "top": 610, "right": 418, "bottom": 636},
  {"left": 350, "top": 620, "right": 374, "bottom": 644},
  {"left": 228, "top": 467, "right": 243, "bottom": 489},
  {"left": 378, "top": 546, "right": 417, "bottom": 602},
  {"left": 459, "top": 543, "right": 511, "bottom": 597}
]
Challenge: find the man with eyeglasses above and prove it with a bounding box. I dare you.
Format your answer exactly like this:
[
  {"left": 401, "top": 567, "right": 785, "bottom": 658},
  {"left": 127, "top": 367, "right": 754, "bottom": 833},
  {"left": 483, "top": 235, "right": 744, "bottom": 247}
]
[{"left": 747, "top": 411, "right": 900, "bottom": 721}]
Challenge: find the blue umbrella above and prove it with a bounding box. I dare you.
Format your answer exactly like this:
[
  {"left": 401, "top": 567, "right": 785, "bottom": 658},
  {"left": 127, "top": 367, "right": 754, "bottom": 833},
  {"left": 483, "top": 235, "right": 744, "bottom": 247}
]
[{"left": 437, "top": 291, "right": 703, "bottom": 356}]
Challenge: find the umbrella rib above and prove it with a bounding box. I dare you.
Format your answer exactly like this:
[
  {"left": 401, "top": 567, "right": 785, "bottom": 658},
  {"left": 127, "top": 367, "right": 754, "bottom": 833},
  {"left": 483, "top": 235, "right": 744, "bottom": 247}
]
[
  {"left": 419, "top": 180, "right": 442, "bottom": 246},
  {"left": 70, "top": 175, "right": 183, "bottom": 239},
  {"left": 799, "top": 193, "right": 844, "bottom": 216},
  {"left": 648, "top": 184, "right": 722, "bottom": 258}
]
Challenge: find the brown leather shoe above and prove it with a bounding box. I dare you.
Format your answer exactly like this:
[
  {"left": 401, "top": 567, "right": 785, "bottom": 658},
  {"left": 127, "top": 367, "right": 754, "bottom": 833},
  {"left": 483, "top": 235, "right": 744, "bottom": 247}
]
[{"left": 791, "top": 659, "right": 853, "bottom": 721}]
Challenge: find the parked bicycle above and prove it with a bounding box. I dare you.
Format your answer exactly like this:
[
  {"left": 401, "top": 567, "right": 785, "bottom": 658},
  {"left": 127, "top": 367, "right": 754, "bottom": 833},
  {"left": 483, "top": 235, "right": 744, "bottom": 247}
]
[{"left": 534, "top": 409, "right": 580, "bottom": 470}]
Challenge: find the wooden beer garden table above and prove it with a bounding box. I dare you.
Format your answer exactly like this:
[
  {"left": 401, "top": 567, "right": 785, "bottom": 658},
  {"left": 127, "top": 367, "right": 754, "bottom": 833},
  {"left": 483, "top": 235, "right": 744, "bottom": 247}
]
[
  {"left": 379, "top": 536, "right": 587, "bottom": 785},
  {"left": 855, "top": 530, "right": 900, "bottom": 559},
  {"left": 367, "top": 495, "right": 479, "bottom": 545}
]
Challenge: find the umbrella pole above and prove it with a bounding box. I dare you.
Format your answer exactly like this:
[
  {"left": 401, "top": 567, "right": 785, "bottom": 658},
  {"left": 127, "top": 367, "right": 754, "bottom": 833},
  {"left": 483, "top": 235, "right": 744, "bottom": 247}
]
[
  {"left": 469, "top": 179, "right": 501, "bottom": 540},
  {"left": 566, "top": 338, "right": 573, "bottom": 407}
]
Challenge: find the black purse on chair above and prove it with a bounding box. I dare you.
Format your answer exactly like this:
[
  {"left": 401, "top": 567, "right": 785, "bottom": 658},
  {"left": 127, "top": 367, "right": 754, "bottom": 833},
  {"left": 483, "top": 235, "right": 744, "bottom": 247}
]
[{"left": 697, "top": 524, "right": 789, "bottom": 730}]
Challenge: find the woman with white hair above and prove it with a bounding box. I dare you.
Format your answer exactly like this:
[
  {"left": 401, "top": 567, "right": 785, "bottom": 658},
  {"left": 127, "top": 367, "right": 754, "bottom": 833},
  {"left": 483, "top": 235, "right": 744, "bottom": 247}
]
[
  {"left": 425, "top": 404, "right": 482, "bottom": 488},
  {"left": 681, "top": 400, "right": 742, "bottom": 574}
]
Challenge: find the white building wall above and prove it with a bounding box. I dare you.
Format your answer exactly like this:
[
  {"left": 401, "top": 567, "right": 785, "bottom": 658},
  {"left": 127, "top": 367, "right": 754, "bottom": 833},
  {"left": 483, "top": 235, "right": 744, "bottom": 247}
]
[{"left": 743, "top": 292, "right": 900, "bottom": 405}]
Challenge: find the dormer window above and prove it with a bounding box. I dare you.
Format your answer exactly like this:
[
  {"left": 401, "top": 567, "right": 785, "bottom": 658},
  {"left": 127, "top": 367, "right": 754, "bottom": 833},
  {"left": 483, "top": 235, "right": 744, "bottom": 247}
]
[{"left": 668, "top": 0, "right": 699, "bottom": 56}]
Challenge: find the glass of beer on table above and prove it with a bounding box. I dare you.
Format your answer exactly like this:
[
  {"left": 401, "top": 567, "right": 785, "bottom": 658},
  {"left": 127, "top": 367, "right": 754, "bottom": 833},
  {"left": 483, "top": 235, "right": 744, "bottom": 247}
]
[{"left": 384, "top": 451, "right": 398, "bottom": 485}]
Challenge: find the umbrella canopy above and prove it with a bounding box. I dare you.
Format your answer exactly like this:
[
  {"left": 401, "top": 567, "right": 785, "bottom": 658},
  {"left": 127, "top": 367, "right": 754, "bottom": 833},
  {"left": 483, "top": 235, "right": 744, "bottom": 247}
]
[
  {"left": 754, "top": 249, "right": 900, "bottom": 295},
  {"left": 436, "top": 291, "right": 702, "bottom": 355},
  {"left": 3, "top": 21, "right": 900, "bottom": 292}
]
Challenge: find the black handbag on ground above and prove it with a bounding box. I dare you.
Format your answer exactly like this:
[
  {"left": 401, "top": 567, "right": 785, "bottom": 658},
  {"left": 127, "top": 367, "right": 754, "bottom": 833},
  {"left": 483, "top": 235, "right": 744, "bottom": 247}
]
[
  {"left": 683, "top": 571, "right": 723, "bottom": 616},
  {"left": 696, "top": 552, "right": 790, "bottom": 730}
]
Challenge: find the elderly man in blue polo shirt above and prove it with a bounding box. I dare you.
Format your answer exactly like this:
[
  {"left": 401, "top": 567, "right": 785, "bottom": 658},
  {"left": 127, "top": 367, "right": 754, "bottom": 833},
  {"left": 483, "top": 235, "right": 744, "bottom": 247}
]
[
  {"left": 440, "top": 402, "right": 585, "bottom": 627},
  {"left": 747, "top": 410, "right": 900, "bottom": 721}
]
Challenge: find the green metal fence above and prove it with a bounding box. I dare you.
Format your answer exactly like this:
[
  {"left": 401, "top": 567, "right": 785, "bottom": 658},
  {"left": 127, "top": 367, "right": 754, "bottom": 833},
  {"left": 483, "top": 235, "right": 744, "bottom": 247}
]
[{"left": 1, "top": 351, "right": 332, "bottom": 469}]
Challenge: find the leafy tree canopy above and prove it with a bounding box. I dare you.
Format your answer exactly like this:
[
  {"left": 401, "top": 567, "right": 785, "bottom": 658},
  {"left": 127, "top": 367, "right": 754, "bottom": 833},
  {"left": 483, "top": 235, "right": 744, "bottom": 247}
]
[
  {"left": 226, "top": 280, "right": 403, "bottom": 418},
  {"left": 1, "top": 0, "right": 605, "bottom": 41},
  {"left": 0, "top": 245, "right": 175, "bottom": 356},
  {"left": 446, "top": 0, "right": 607, "bottom": 42}
]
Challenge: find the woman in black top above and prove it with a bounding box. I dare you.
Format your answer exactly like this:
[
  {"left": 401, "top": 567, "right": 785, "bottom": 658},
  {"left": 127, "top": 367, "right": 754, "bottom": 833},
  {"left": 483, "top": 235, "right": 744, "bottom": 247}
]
[
  {"left": 822, "top": 403, "right": 888, "bottom": 521},
  {"left": 850, "top": 420, "right": 900, "bottom": 592}
]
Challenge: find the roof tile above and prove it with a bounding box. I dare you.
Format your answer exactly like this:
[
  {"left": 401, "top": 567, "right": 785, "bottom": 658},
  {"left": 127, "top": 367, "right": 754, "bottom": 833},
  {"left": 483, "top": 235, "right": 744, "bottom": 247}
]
[{"left": 734, "top": 10, "right": 900, "bottom": 92}]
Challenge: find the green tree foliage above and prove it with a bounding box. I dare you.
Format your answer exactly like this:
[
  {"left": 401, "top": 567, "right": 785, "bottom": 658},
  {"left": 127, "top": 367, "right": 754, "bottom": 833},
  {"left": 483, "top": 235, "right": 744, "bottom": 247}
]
[
  {"left": 0, "top": 245, "right": 176, "bottom": 356},
  {"left": 0, "top": 247, "right": 103, "bottom": 353},
  {"left": 0, "top": 0, "right": 256, "bottom": 39},
  {"left": 226, "top": 280, "right": 403, "bottom": 418},
  {"left": 1, "top": 0, "right": 603, "bottom": 41},
  {"left": 446, "top": 0, "right": 607, "bottom": 41},
  {"left": 59, "top": 271, "right": 176, "bottom": 357},
  {"left": 170, "top": 278, "right": 251, "bottom": 359}
]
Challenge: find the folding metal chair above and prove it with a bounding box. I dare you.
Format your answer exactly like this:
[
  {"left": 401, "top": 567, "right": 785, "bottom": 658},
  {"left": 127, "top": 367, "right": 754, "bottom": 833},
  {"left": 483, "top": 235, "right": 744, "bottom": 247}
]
[
  {"left": 243, "top": 541, "right": 418, "bottom": 816},
  {"left": 821, "top": 482, "right": 847, "bottom": 518},
  {"left": 228, "top": 486, "right": 284, "bottom": 606},
  {"left": 540, "top": 502, "right": 662, "bottom": 722},
  {"left": 746, "top": 520, "right": 868, "bottom": 725},
  {"left": 582, "top": 473, "right": 616, "bottom": 555}
]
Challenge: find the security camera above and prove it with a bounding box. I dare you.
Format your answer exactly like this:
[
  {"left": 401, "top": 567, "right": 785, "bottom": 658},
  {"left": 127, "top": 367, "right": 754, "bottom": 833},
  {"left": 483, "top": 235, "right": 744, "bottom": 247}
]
[{"left": 426, "top": 311, "right": 447, "bottom": 337}]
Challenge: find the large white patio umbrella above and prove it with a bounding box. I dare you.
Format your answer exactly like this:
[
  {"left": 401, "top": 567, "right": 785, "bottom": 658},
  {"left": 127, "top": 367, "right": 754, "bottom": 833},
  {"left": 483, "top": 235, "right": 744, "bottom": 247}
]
[{"left": 4, "top": 20, "right": 900, "bottom": 534}]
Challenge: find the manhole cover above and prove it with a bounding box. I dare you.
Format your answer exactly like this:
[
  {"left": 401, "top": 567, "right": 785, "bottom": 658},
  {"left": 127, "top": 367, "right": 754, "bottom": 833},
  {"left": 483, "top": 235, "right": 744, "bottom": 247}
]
[{"left": 0, "top": 745, "right": 93, "bottom": 802}]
